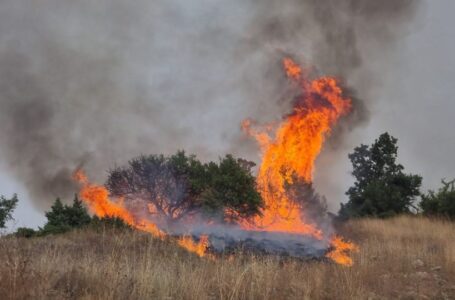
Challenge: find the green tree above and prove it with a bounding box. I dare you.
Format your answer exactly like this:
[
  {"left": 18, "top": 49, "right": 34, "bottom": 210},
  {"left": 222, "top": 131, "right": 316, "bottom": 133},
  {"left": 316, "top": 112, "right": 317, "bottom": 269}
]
[
  {"left": 420, "top": 179, "right": 455, "bottom": 219},
  {"left": 106, "top": 151, "right": 263, "bottom": 223},
  {"left": 67, "top": 195, "right": 92, "bottom": 227},
  {"left": 41, "top": 194, "right": 91, "bottom": 235},
  {"left": 340, "top": 133, "right": 422, "bottom": 219},
  {"left": 0, "top": 194, "right": 18, "bottom": 228}
]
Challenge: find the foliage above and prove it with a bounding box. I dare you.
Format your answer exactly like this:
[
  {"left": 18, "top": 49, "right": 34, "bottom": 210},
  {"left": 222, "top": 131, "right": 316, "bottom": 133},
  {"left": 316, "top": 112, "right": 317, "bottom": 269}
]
[
  {"left": 420, "top": 179, "right": 455, "bottom": 219},
  {"left": 40, "top": 195, "right": 91, "bottom": 235},
  {"left": 90, "top": 215, "right": 131, "bottom": 230},
  {"left": 15, "top": 227, "right": 37, "bottom": 238},
  {"left": 106, "top": 151, "right": 263, "bottom": 223},
  {"left": 340, "top": 132, "right": 422, "bottom": 219},
  {"left": 0, "top": 194, "right": 18, "bottom": 228}
]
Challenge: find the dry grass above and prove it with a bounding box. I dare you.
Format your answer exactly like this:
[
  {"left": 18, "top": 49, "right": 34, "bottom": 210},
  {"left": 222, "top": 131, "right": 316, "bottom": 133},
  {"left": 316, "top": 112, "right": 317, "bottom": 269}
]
[{"left": 0, "top": 216, "right": 454, "bottom": 300}]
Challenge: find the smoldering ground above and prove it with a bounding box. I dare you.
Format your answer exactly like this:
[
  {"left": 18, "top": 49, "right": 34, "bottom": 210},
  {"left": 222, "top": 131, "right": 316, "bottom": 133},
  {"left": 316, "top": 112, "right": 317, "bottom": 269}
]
[{"left": 0, "top": 0, "right": 421, "bottom": 209}]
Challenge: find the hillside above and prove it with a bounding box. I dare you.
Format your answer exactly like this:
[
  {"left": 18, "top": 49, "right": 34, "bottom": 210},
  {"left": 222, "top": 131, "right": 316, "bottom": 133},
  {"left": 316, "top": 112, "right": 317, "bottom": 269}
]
[{"left": 1, "top": 216, "right": 454, "bottom": 299}]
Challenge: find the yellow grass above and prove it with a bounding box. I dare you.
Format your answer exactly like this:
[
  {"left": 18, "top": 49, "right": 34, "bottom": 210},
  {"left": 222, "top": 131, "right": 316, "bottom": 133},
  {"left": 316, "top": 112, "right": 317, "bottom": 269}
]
[{"left": 1, "top": 216, "right": 454, "bottom": 299}]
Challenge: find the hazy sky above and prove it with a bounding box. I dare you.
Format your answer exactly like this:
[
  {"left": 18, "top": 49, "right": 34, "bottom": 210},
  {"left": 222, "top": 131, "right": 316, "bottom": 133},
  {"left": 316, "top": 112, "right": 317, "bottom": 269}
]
[{"left": 1, "top": 1, "right": 454, "bottom": 229}]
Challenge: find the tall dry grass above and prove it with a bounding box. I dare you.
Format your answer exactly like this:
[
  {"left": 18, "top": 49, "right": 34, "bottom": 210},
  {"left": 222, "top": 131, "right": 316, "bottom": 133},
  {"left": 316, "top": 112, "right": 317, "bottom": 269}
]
[{"left": 0, "top": 216, "right": 454, "bottom": 299}]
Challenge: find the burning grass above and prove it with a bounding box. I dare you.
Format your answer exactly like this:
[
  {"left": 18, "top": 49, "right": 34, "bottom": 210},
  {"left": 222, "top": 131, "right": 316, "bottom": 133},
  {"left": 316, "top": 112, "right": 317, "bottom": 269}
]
[{"left": 1, "top": 215, "right": 454, "bottom": 299}]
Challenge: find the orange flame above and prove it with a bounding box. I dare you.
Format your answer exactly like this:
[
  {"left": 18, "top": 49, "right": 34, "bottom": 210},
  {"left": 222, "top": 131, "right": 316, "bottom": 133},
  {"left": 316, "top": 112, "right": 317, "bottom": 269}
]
[
  {"left": 327, "top": 236, "right": 359, "bottom": 267},
  {"left": 73, "top": 169, "right": 209, "bottom": 256},
  {"left": 178, "top": 235, "right": 210, "bottom": 257},
  {"left": 283, "top": 57, "right": 303, "bottom": 80},
  {"left": 242, "top": 58, "right": 357, "bottom": 266}
]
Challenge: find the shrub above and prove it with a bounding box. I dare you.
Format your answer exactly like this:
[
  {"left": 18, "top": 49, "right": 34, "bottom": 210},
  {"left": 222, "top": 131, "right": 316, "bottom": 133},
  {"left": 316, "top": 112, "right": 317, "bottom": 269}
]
[
  {"left": 420, "top": 179, "right": 455, "bottom": 219},
  {"left": 15, "top": 227, "right": 37, "bottom": 238},
  {"left": 90, "top": 216, "right": 131, "bottom": 230}
]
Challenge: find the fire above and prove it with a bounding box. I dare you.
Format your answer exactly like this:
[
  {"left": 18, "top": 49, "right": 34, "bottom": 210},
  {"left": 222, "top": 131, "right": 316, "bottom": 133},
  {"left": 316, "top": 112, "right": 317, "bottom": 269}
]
[
  {"left": 283, "top": 57, "right": 303, "bottom": 80},
  {"left": 178, "top": 235, "right": 210, "bottom": 257},
  {"left": 73, "top": 169, "right": 209, "bottom": 256},
  {"left": 73, "top": 57, "right": 358, "bottom": 266},
  {"left": 327, "top": 237, "right": 359, "bottom": 267},
  {"left": 242, "top": 58, "right": 357, "bottom": 265},
  {"left": 74, "top": 169, "right": 165, "bottom": 238}
]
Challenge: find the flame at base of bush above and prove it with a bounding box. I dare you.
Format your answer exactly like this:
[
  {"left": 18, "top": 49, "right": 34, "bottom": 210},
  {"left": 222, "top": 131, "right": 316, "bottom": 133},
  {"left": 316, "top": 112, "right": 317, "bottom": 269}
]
[{"left": 74, "top": 170, "right": 208, "bottom": 257}]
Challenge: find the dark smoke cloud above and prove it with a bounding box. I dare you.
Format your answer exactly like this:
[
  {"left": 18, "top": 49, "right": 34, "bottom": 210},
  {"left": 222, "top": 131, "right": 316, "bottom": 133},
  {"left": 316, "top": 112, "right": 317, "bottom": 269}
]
[{"left": 0, "top": 1, "right": 421, "bottom": 208}]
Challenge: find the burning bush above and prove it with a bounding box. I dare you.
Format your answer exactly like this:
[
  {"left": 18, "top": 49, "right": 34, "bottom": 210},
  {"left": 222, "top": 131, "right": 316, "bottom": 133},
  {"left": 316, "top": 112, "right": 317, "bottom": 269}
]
[{"left": 106, "top": 151, "right": 263, "bottom": 225}]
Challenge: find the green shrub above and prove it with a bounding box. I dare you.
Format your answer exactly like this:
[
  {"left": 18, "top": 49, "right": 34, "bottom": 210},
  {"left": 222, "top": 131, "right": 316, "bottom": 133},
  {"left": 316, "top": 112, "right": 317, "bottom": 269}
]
[
  {"left": 420, "top": 179, "right": 455, "bottom": 219},
  {"left": 90, "top": 215, "right": 131, "bottom": 230},
  {"left": 15, "top": 227, "right": 37, "bottom": 238}
]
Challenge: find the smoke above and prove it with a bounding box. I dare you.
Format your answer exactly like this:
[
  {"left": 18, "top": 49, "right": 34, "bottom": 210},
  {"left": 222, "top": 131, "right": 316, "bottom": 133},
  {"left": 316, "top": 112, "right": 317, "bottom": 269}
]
[{"left": 0, "top": 1, "right": 421, "bottom": 208}]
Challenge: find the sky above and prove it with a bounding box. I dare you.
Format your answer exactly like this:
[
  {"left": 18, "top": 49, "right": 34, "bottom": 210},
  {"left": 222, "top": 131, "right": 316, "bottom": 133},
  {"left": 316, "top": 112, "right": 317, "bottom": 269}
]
[{"left": 1, "top": 1, "right": 455, "bottom": 230}]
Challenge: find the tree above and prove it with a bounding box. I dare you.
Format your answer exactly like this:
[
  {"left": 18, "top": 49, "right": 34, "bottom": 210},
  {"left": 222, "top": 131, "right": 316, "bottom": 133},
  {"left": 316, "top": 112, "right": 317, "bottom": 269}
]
[
  {"left": 67, "top": 195, "right": 92, "bottom": 227},
  {"left": 339, "top": 132, "right": 422, "bottom": 219},
  {"left": 0, "top": 194, "right": 18, "bottom": 228},
  {"left": 41, "top": 194, "right": 91, "bottom": 234},
  {"left": 106, "top": 151, "right": 263, "bottom": 224},
  {"left": 420, "top": 179, "right": 455, "bottom": 219}
]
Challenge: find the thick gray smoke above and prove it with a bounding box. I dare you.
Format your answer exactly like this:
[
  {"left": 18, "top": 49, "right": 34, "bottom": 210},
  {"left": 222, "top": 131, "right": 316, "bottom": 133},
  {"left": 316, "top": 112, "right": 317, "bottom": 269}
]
[{"left": 0, "top": 1, "right": 421, "bottom": 208}]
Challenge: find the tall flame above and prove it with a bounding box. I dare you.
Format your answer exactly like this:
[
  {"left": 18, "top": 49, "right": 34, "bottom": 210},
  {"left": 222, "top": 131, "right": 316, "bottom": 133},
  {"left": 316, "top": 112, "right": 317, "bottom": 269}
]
[{"left": 242, "top": 57, "right": 357, "bottom": 265}]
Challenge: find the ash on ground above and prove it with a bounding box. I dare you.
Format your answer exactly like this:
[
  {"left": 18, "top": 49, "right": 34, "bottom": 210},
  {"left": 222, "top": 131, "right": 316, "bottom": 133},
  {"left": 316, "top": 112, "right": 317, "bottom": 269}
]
[{"left": 188, "top": 228, "right": 329, "bottom": 259}]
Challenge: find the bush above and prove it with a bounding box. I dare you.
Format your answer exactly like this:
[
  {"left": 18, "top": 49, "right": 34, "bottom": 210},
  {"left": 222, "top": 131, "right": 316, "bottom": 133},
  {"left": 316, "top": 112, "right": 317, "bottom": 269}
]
[
  {"left": 420, "top": 179, "right": 455, "bottom": 219},
  {"left": 90, "top": 216, "right": 131, "bottom": 231},
  {"left": 15, "top": 227, "right": 37, "bottom": 238}
]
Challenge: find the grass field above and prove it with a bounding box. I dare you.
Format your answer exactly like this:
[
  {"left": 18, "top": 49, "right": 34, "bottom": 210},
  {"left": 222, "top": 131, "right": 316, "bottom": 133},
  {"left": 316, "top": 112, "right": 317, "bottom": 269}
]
[{"left": 1, "top": 216, "right": 454, "bottom": 299}]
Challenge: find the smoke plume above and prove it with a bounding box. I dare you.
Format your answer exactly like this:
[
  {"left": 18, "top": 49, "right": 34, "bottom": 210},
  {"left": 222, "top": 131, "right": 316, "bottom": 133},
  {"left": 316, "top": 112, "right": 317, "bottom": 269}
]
[{"left": 0, "top": 1, "right": 421, "bottom": 208}]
